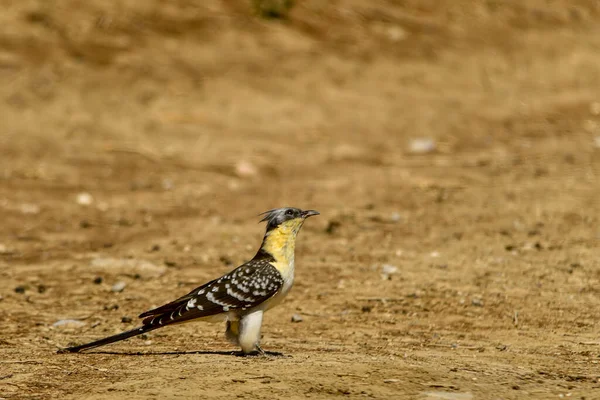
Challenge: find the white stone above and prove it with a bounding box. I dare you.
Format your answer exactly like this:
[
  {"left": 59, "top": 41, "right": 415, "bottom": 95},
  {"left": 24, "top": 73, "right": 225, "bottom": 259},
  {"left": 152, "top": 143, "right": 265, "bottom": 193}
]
[
  {"left": 76, "top": 192, "right": 94, "bottom": 206},
  {"left": 408, "top": 138, "right": 436, "bottom": 154},
  {"left": 53, "top": 319, "right": 86, "bottom": 328},
  {"left": 111, "top": 281, "right": 126, "bottom": 292}
]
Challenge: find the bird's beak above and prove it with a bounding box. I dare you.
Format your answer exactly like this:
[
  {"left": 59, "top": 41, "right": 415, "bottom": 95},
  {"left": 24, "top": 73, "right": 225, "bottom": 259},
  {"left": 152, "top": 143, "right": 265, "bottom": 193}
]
[{"left": 301, "top": 210, "right": 320, "bottom": 218}]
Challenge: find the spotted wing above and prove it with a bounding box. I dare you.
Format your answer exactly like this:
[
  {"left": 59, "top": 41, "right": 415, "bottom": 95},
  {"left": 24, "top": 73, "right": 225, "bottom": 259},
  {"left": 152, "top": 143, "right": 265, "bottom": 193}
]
[{"left": 139, "top": 259, "right": 284, "bottom": 326}]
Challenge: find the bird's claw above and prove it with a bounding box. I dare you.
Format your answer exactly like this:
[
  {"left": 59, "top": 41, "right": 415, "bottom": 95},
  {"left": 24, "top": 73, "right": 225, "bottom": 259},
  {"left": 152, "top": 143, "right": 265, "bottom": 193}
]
[{"left": 237, "top": 345, "right": 287, "bottom": 358}]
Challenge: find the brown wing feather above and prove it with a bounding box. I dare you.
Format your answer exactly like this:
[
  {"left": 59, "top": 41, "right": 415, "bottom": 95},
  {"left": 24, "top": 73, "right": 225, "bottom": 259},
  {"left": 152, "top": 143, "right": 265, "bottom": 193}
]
[
  {"left": 139, "top": 260, "right": 284, "bottom": 327},
  {"left": 138, "top": 277, "right": 218, "bottom": 319}
]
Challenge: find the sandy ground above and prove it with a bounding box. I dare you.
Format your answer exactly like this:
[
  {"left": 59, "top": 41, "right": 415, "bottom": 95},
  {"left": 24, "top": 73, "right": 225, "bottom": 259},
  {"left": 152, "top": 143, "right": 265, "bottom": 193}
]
[{"left": 1, "top": 1, "right": 600, "bottom": 399}]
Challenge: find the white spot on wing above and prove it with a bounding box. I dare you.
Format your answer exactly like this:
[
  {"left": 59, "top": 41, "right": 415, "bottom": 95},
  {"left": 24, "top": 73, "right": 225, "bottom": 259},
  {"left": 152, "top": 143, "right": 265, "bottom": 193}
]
[
  {"left": 207, "top": 291, "right": 234, "bottom": 307},
  {"left": 227, "top": 287, "right": 247, "bottom": 301},
  {"left": 187, "top": 298, "right": 197, "bottom": 309}
]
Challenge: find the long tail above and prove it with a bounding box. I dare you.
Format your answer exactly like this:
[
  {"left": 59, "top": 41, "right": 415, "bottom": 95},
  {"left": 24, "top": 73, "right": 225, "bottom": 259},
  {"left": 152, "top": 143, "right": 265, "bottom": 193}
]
[{"left": 58, "top": 325, "right": 159, "bottom": 353}]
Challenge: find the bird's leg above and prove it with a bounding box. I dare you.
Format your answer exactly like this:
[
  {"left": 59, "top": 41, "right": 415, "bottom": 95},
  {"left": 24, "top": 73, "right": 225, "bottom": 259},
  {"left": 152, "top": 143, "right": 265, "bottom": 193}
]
[
  {"left": 255, "top": 344, "right": 266, "bottom": 356},
  {"left": 238, "top": 310, "right": 264, "bottom": 355},
  {"left": 225, "top": 320, "right": 240, "bottom": 345}
]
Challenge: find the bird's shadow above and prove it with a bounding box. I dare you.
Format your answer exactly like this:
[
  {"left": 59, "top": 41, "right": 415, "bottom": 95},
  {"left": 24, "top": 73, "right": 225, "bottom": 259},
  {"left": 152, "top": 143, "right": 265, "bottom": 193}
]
[{"left": 64, "top": 349, "right": 287, "bottom": 358}]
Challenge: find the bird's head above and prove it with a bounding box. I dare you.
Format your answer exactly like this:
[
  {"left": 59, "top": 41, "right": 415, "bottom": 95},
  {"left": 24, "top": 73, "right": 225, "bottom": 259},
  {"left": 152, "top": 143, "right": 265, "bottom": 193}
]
[
  {"left": 257, "top": 207, "right": 319, "bottom": 261},
  {"left": 260, "top": 207, "right": 320, "bottom": 234}
]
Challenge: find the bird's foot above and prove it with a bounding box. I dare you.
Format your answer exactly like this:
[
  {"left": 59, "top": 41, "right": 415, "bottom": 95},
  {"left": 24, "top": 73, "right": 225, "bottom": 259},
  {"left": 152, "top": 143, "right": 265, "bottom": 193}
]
[{"left": 237, "top": 345, "right": 288, "bottom": 358}]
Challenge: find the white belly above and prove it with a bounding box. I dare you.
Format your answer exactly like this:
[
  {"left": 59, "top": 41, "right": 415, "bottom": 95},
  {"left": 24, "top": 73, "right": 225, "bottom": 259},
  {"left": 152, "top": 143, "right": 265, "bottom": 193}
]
[{"left": 262, "top": 259, "right": 295, "bottom": 312}]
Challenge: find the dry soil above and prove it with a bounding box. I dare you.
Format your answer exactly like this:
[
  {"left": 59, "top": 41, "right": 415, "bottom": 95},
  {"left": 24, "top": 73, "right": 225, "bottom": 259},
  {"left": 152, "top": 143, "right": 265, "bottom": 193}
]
[{"left": 1, "top": 1, "right": 600, "bottom": 399}]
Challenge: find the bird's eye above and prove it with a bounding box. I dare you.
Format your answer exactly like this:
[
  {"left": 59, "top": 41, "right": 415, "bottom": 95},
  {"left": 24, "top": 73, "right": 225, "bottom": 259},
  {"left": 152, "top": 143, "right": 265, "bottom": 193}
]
[{"left": 285, "top": 209, "right": 294, "bottom": 216}]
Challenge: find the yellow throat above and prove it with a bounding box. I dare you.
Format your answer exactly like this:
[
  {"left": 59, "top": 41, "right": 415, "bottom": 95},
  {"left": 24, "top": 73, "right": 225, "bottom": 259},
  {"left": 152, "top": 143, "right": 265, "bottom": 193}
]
[{"left": 260, "top": 218, "right": 305, "bottom": 273}]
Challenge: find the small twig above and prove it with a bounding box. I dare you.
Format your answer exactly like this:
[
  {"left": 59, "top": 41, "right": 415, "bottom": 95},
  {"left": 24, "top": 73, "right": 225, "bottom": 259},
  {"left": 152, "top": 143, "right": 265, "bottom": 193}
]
[
  {"left": 427, "top": 344, "right": 473, "bottom": 349},
  {"left": 0, "top": 360, "right": 42, "bottom": 364},
  {"left": 81, "top": 364, "right": 109, "bottom": 372},
  {"left": 513, "top": 311, "right": 519, "bottom": 327},
  {"left": 246, "top": 375, "right": 274, "bottom": 380},
  {"left": 105, "top": 146, "right": 161, "bottom": 164},
  {"left": 298, "top": 311, "right": 348, "bottom": 318},
  {"left": 336, "top": 373, "right": 368, "bottom": 378},
  {"left": 299, "top": 311, "right": 326, "bottom": 317},
  {"left": 422, "top": 382, "right": 459, "bottom": 389},
  {"left": 357, "top": 297, "right": 404, "bottom": 302}
]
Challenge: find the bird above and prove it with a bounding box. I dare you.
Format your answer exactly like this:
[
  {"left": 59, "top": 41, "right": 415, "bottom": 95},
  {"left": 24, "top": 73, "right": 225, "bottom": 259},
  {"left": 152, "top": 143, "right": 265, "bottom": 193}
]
[{"left": 58, "top": 207, "right": 319, "bottom": 355}]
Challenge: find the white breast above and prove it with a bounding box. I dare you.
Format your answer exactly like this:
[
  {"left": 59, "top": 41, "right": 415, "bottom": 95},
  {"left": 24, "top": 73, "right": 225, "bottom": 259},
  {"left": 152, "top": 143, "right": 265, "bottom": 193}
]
[{"left": 262, "top": 259, "right": 294, "bottom": 312}]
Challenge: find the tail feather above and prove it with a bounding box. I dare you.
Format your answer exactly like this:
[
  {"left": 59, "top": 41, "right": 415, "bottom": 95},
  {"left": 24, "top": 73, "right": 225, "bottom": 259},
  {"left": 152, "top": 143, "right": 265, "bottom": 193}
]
[{"left": 58, "top": 324, "right": 159, "bottom": 353}]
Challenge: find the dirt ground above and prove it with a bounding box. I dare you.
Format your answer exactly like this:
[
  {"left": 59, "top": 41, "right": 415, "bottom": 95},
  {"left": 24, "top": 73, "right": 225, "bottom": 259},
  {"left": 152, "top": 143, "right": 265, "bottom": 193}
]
[{"left": 1, "top": 1, "right": 600, "bottom": 399}]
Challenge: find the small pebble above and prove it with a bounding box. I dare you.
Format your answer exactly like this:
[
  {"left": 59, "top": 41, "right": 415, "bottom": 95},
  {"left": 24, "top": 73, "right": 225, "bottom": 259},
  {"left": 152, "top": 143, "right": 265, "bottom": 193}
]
[
  {"left": 93, "top": 276, "right": 103, "bottom": 284},
  {"left": 37, "top": 284, "right": 46, "bottom": 294},
  {"left": 471, "top": 298, "right": 484, "bottom": 307},
  {"left": 0, "top": 243, "right": 12, "bottom": 254},
  {"left": 325, "top": 220, "right": 341, "bottom": 235},
  {"left": 111, "top": 281, "right": 127, "bottom": 293},
  {"left": 235, "top": 160, "right": 258, "bottom": 177},
  {"left": 408, "top": 138, "right": 436, "bottom": 154},
  {"left": 390, "top": 212, "right": 402, "bottom": 222},
  {"left": 382, "top": 264, "right": 398, "bottom": 275},
  {"left": 161, "top": 178, "right": 174, "bottom": 190},
  {"left": 14, "top": 285, "right": 26, "bottom": 294},
  {"left": 219, "top": 256, "right": 233, "bottom": 267},
  {"left": 20, "top": 203, "right": 40, "bottom": 214},
  {"left": 121, "top": 316, "right": 132, "bottom": 323},
  {"left": 384, "top": 379, "right": 400, "bottom": 383},
  {"left": 386, "top": 26, "right": 406, "bottom": 42},
  {"left": 53, "top": 319, "right": 85, "bottom": 328},
  {"left": 381, "top": 264, "right": 399, "bottom": 280},
  {"left": 76, "top": 192, "right": 94, "bottom": 206},
  {"left": 291, "top": 314, "right": 303, "bottom": 323}
]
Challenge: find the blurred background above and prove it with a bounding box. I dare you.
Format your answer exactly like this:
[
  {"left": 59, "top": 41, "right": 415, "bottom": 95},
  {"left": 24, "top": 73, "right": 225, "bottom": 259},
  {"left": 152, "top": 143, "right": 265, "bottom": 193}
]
[{"left": 1, "top": 1, "right": 600, "bottom": 398}]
